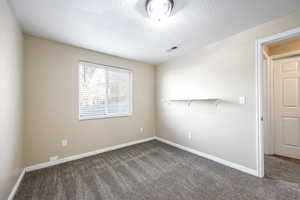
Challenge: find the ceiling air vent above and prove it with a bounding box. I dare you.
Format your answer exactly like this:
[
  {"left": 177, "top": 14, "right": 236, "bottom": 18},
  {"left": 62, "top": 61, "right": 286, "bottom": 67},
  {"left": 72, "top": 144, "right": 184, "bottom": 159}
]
[{"left": 166, "top": 46, "right": 178, "bottom": 53}]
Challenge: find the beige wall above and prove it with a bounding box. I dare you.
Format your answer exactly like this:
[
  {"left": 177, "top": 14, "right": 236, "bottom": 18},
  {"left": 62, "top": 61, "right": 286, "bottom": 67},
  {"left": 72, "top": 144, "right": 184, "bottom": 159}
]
[
  {"left": 24, "top": 35, "right": 155, "bottom": 166},
  {"left": 0, "top": 0, "right": 24, "bottom": 199},
  {"left": 156, "top": 11, "right": 300, "bottom": 170}
]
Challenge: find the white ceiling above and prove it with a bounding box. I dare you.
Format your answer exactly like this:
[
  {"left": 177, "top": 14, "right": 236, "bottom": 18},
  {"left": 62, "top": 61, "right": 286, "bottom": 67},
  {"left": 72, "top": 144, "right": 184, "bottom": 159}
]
[{"left": 9, "top": 0, "right": 300, "bottom": 64}]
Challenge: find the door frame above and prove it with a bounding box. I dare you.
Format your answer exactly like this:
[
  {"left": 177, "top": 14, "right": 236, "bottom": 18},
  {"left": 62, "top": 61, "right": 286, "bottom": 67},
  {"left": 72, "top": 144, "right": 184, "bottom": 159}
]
[{"left": 256, "top": 27, "right": 300, "bottom": 178}]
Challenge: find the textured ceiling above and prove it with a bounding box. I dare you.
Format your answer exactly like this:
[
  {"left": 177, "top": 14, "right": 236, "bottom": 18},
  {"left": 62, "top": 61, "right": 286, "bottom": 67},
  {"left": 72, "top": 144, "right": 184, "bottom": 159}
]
[{"left": 9, "top": 0, "right": 300, "bottom": 64}]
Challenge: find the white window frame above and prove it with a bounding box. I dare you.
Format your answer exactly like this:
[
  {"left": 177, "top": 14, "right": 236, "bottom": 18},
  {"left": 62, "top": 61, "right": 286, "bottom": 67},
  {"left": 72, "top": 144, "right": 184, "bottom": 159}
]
[{"left": 78, "top": 61, "right": 133, "bottom": 120}]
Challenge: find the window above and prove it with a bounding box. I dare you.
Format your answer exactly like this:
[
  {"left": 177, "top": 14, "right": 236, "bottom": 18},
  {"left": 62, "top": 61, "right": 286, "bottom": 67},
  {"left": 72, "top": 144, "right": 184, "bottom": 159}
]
[{"left": 79, "top": 62, "right": 132, "bottom": 120}]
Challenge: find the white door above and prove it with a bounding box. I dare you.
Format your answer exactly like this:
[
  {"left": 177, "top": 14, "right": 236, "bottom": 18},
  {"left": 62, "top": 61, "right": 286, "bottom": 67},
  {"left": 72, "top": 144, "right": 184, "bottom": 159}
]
[{"left": 274, "top": 56, "right": 300, "bottom": 159}]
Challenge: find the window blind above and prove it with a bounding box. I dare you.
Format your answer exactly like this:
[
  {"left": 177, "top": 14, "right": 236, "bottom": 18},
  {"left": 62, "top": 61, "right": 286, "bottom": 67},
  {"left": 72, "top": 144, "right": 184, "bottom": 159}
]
[{"left": 79, "top": 62, "right": 132, "bottom": 120}]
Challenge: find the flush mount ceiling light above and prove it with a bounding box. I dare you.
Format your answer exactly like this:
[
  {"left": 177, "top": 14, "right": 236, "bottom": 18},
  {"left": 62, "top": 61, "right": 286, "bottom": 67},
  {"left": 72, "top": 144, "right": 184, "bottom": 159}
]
[{"left": 146, "top": 0, "right": 174, "bottom": 22}]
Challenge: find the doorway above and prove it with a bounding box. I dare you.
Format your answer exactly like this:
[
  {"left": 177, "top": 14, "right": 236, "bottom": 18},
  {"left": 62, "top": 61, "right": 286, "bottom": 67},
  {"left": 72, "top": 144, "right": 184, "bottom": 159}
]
[{"left": 257, "top": 28, "right": 300, "bottom": 178}]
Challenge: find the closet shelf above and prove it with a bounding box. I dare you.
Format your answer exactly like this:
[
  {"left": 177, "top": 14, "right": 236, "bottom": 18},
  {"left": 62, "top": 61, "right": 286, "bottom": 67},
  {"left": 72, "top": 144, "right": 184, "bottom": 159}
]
[{"left": 161, "top": 98, "right": 221, "bottom": 106}]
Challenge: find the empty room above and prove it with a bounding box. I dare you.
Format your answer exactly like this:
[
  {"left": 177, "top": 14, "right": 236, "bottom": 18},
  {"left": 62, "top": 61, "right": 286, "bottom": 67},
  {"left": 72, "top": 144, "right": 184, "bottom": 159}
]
[{"left": 2, "top": 0, "right": 300, "bottom": 199}]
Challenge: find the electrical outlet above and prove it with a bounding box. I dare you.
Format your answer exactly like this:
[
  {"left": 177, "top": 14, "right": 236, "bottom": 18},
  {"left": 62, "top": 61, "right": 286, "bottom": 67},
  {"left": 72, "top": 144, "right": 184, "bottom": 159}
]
[
  {"left": 49, "top": 156, "right": 58, "bottom": 162},
  {"left": 188, "top": 132, "right": 192, "bottom": 140},
  {"left": 239, "top": 96, "right": 246, "bottom": 105},
  {"left": 140, "top": 128, "right": 144, "bottom": 133},
  {"left": 62, "top": 139, "right": 68, "bottom": 147}
]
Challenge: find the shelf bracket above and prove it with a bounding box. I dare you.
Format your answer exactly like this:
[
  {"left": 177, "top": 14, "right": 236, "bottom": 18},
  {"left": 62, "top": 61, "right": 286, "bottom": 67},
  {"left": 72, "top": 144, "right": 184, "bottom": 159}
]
[{"left": 215, "top": 100, "right": 221, "bottom": 107}]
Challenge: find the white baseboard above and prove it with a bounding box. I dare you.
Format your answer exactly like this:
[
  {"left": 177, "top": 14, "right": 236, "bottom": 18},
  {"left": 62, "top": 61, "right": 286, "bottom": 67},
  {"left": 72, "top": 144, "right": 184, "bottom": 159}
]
[
  {"left": 24, "top": 136, "right": 258, "bottom": 176},
  {"left": 7, "top": 169, "right": 26, "bottom": 200},
  {"left": 155, "top": 137, "right": 258, "bottom": 177},
  {"left": 26, "top": 137, "right": 156, "bottom": 172},
  {"left": 7, "top": 136, "right": 259, "bottom": 199}
]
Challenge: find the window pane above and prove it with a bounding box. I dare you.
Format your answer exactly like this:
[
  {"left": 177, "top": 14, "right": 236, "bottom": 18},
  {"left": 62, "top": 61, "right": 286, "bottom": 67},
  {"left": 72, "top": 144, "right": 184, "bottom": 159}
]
[
  {"left": 79, "top": 62, "right": 132, "bottom": 119},
  {"left": 79, "top": 64, "right": 106, "bottom": 118},
  {"left": 107, "top": 69, "right": 131, "bottom": 114}
]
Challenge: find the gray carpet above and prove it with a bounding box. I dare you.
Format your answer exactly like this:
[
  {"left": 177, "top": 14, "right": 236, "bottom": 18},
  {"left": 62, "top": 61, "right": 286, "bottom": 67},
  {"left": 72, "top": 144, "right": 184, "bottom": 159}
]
[{"left": 14, "top": 140, "right": 300, "bottom": 200}]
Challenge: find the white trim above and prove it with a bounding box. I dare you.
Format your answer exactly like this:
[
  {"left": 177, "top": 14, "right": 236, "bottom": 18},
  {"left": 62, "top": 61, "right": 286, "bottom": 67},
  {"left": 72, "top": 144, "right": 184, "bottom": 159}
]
[
  {"left": 7, "top": 169, "right": 26, "bottom": 200},
  {"left": 24, "top": 136, "right": 259, "bottom": 176},
  {"left": 256, "top": 26, "right": 300, "bottom": 178},
  {"left": 257, "top": 27, "right": 300, "bottom": 45},
  {"left": 79, "top": 113, "right": 133, "bottom": 120},
  {"left": 155, "top": 137, "right": 258, "bottom": 177},
  {"left": 26, "top": 137, "right": 155, "bottom": 172},
  {"left": 256, "top": 39, "right": 265, "bottom": 178}
]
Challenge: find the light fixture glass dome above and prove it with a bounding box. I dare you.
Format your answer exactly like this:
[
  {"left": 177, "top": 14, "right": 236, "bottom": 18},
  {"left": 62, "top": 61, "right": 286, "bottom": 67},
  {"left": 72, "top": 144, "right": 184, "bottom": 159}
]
[{"left": 146, "top": 0, "right": 174, "bottom": 22}]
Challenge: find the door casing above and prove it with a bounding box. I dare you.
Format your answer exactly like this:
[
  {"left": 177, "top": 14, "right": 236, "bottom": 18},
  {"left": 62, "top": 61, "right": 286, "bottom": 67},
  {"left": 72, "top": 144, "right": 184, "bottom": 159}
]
[{"left": 256, "top": 27, "right": 300, "bottom": 178}]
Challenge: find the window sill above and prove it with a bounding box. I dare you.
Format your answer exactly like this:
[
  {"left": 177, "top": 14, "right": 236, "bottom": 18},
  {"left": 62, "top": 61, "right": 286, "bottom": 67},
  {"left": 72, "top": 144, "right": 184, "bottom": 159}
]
[{"left": 79, "top": 113, "right": 132, "bottom": 121}]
